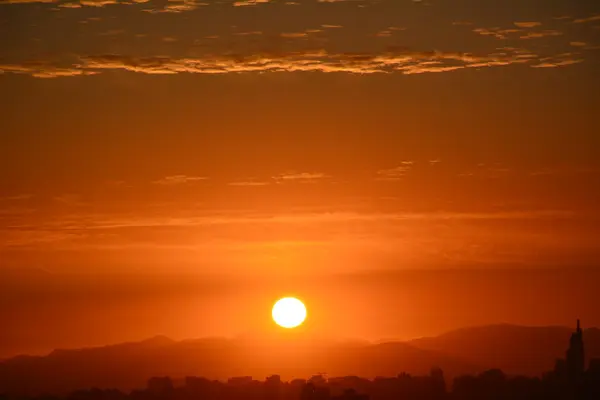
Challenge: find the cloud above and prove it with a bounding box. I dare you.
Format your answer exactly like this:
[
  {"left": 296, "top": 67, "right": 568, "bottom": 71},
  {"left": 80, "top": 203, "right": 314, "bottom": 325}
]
[
  {"left": 235, "top": 31, "right": 263, "bottom": 36},
  {"left": 321, "top": 24, "right": 343, "bottom": 28},
  {"left": 528, "top": 166, "right": 600, "bottom": 177},
  {"left": 0, "top": 47, "right": 582, "bottom": 78},
  {"left": 530, "top": 52, "right": 584, "bottom": 68},
  {"left": 531, "top": 58, "right": 584, "bottom": 68},
  {"left": 233, "top": 0, "right": 269, "bottom": 6},
  {"left": 376, "top": 30, "right": 392, "bottom": 38},
  {"left": 0, "top": 62, "right": 96, "bottom": 78},
  {"left": 228, "top": 181, "right": 270, "bottom": 186},
  {"left": 457, "top": 165, "right": 512, "bottom": 178},
  {"left": 272, "top": 172, "right": 328, "bottom": 183},
  {"left": 519, "top": 30, "right": 563, "bottom": 39},
  {"left": 573, "top": 14, "right": 600, "bottom": 23},
  {"left": 145, "top": 0, "right": 208, "bottom": 13},
  {"left": 473, "top": 27, "right": 522, "bottom": 40},
  {"left": 1, "top": 230, "right": 85, "bottom": 247},
  {"left": 54, "top": 194, "right": 87, "bottom": 207},
  {"left": 514, "top": 22, "right": 542, "bottom": 28},
  {"left": 280, "top": 32, "right": 308, "bottom": 38},
  {"left": 0, "top": 194, "right": 32, "bottom": 201},
  {"left": 474, "top": 25, "right": 562, "bottom": 41},
  {"left": 99, "top": 29, "right": 125, "bottom": 37},
  {"left": 77, "top": 49, "right": 533, "bottom": 75},
  {"left": 376, "top": 163, "right": 413, "bottom": 181},
  {"left": 0, "top": 206, "right": 35, "bottom": 216},
  {"left": 153, "top": 175, "right": 208, "bottom": 185},
  {"left": 79, "top": 0, "right": 118, "bottom": 6},
  {"left": 6, "top": 210, "right": 578, "bottom": 236},
  {"left": 569, "top": 42, "right": 587, "bottom": 47},
  {"left": 0, "top": 0, "right": 53, "bottom": 3}
]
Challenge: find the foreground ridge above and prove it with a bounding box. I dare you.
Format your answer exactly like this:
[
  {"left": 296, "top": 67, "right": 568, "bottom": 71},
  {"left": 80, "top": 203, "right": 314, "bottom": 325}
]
[{"left": 1, "top": 321, "right": 599, "bottom": 400}]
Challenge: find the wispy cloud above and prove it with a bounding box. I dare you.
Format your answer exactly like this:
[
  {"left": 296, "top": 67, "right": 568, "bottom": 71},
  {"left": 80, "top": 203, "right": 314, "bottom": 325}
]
[
  {"left": 531, "top": 54, "right": 584, "bottom": 68},
  {"left": 2, "top": 209, "right": 578, "bottom": 236},
  {"left": 457, "top": 165, "right": 512, "bottom": 178},
  {"left": 280, "top": 32, "right": 308, "bottom": 38},
  {"left": 272, "top": 172, "right": 328, "bottom": 183},
  {"left": 0, "top": 194, "right": 32, "bottom": 201},
  {"left": 573, "top": 14, "right": 600, "bottom": 24},
  {"left": 0, "top": 46, "right": 585, "bottom": 78},
  {"left": 144, "top": 0, "right": 208, "bottom": 13},
  {"left": 1, "top": 230, "right": 85, "bottom": 247},
  {"left": 520, "top": 30, "right": 563, "bottom": 39},
  {"left": 376, "top": 162, "right": 414, "bottom": 181},
  {"left": 528, "top": 166, "right": 600, "bottom": 177},
  {"left": 235, "top": 31, "right": 263, "bottom": 36},
  {"left": 233, "top": 0, "right": 269, "bottom": 6},
  {"left": 0, "top": 62, "right": 96, "bottom": 78},
  {"left": 79, "top": 0, "right": 118, "bottom": 7},
  {"left": 514, "top": 21, "right": 542, "bottom": 28},
  {"left": 228, "top": 181, "right": 270, "bottom": 186},
  {"left": 473, "top": 27, "right": 522, "bottom": 40},
  {"left": 54, "top": 194, "right": 87, "bottom": 207},
  {"left": 377, "top": 27, "right": 406, "bottom": 36},
  {"left": 153, "top": 175, "right": 208, "bottom": 185},
  {"left": 0, "top": 0, "right": 53, "bottom": 3},
  {"left": 473, "top": 25, "right": 565, "bottom": 41}
]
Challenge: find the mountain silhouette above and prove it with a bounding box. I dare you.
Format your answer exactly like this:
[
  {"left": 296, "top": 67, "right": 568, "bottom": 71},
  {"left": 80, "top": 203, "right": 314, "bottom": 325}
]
[
  {"left": 0, "top": 336, "right": 477, "bottom": 395},
  {"left": 409, "top": 324, "right": 600, "bottom": 376},
  {"left": 2, "top": 324, "right": 599, "bottom": 395}
]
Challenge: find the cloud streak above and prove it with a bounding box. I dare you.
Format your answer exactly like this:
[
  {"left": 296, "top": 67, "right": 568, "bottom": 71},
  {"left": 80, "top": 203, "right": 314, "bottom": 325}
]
[
  {"left": 514, "top": 21, "right": 542, "bottom": 28},
  {"left": 573, "top": 14, "right": 600, "bottom": 24},
  {"left": 0, "top": 0, "right": 53, "bottom": 3},
  {"left": 273, "top": 172, "right": 328, "bottom": 182},
  {"left": 153, "top": 175, "right": 208, "bottom": 185},
  {"left": 1, "top": 210, "right": 579, "bottom": 240},
  {"left": 0, "top": 47, "right": 584, "bottom": 78},
  {"left": 376, "top": 162, "right": 414, "bottom": 181},
  {"left": 519, "top": 30, "right": 563, "bottom": 39}
]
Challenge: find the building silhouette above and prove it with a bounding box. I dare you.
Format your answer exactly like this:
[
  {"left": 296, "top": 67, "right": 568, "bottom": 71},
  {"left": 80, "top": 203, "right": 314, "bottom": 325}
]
[
  {"left": 566, "top": 319, "right": 585, "bottom": 383},
  {"left": 146, "top": 377, "right": 173, "bottom": 397}
]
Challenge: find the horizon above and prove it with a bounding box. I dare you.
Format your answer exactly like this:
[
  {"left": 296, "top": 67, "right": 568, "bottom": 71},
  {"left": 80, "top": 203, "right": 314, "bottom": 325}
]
[
  {"left": 3, "top": 264, "right": 600, "bottom": 357},
  {"left": 3, "top": 318, "right": 598, "bottom": 360}
]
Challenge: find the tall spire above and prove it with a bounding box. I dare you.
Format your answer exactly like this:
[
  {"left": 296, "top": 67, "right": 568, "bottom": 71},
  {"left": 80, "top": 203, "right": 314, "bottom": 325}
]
[{"left": 566, "top": 318, "right": 585, "bottom": 382}]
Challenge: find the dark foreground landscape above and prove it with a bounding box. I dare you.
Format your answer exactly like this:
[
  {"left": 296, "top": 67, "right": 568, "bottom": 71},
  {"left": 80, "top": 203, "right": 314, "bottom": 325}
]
[{"left": 1, "top": 322, "right": 599, "bottom": 400}]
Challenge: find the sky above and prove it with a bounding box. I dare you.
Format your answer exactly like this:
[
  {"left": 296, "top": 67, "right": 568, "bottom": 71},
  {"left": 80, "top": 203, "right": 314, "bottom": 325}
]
[{"left": 1, "top": 0, "right": 600, "bottom": 357}]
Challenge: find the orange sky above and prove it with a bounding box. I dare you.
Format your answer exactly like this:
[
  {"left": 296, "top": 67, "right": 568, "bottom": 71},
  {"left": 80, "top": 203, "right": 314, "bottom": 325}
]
[{"left": 1, "top": 0, "right": 600, "bottom": 358}]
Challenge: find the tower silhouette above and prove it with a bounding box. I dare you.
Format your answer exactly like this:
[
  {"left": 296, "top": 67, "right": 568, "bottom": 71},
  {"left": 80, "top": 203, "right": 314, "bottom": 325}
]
[{"left": 566, "top": 319, "right": 585, "bottom": 383}]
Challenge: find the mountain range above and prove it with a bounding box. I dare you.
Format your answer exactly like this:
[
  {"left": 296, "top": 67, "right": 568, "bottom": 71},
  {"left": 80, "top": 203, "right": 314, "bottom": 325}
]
[{"left": 1, "top": 324, "right": 598, "bottom": 395}]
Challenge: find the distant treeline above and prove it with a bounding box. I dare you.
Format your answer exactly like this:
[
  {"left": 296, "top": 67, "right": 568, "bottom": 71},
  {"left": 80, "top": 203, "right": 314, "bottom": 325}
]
[{"left": 2, "top": 362, "right": 600, "bottom": 400}]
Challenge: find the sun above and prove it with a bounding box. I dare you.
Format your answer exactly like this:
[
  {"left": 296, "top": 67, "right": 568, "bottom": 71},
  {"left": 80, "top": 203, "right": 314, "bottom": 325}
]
[{"left": 272, "top": 297, "right": 307, "bottom": 328}]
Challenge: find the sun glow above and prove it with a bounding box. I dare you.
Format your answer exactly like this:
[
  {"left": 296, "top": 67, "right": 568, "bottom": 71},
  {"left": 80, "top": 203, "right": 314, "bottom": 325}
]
[{"left": 272, "top": 297, "right": 307, "bottom": 328}]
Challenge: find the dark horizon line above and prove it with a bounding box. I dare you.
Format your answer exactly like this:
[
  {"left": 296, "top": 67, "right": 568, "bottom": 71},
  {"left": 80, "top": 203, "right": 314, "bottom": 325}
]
[{"left": 4, "top": 321, "right": 598, "bottom": 361}]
